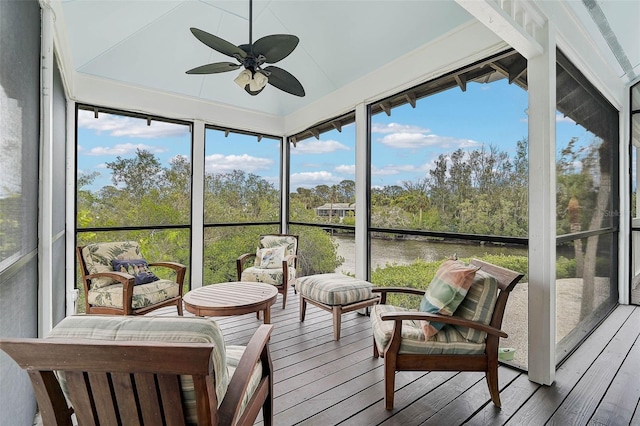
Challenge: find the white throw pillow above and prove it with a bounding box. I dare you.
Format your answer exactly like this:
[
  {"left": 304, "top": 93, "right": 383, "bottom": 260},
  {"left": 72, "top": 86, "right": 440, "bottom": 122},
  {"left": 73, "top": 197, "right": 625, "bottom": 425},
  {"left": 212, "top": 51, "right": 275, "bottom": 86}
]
[{"left": 259, "top": 246, "right": 286, "bottom": 269}]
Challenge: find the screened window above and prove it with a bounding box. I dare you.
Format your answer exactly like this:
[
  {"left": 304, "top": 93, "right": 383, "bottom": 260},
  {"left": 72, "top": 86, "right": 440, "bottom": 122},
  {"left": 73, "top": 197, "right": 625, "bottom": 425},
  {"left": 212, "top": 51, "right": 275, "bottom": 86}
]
[
  {"left": 554, "top": 50, "right": 619, "bottom": 361},
  {"left": 289, "top": 113, "right": 356, "bottom": 275},
  {"left": 75, "top": 106, "right": 193, "bottom": 295},
  {"left": 202, "top": 127, "right": 281, "bottom": 285}
]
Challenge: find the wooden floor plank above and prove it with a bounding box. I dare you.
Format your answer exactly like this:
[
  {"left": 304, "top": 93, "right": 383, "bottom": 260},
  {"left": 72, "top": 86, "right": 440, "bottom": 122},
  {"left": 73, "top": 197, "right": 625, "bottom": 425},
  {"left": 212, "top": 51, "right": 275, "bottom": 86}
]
[
  {"left": 547, "top": 307, "right": 640, "bottom": 425},
  {"left": 587, "top": 322, "right": 640, "bottom": 425},
  {"left": 421, "top": 366, "right": 521, "bottom": 425},
  {"left": 465, "top": 372, "right": 540, "bottom": 425},
  {"left": 507, "top": 305, "right": 636, "bottom": 425},
  {"left": 149, "top": 292, "right": 639, "bottom": 426}
]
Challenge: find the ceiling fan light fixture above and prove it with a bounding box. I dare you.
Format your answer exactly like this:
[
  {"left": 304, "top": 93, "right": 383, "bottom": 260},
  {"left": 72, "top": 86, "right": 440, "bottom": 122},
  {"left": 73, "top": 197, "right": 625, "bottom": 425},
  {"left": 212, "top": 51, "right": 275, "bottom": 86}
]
[
  {"left": 234, "top": 69, "right": 252, "bottom": 88},
  {"left": 250, "top": 71, "right": 268, "bottom": 91}
]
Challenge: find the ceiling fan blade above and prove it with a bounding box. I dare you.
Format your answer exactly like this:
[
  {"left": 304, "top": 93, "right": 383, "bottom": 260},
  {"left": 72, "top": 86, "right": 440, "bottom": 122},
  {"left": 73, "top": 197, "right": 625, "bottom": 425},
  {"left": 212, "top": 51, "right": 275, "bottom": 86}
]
[
  {"left": 253, "top": 35, "right": 299, "bottom": 63},
  {"left": 264, "top": 66, "right": 305, "bottom": 97},
  {"left": 190, "top": 27, "right": 246, "bottom": 59},
  {"left": 186, "top": 62, "right": 241, "bottom": 74}
]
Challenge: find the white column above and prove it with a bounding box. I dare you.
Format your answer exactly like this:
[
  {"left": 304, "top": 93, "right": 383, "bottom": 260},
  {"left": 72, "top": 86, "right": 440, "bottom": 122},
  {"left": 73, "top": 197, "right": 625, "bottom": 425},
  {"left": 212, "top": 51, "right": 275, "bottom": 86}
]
[
  {"left": 527, "top": 21, "right": 556, "bottom": 385},
  {"left": 618, "top": 86, "right": 631, "bottom": 304},
  {"left": 191, "top": 121, "right": 205, "bottom": 289},
  {"left": 282, "top": 136, "right": 289, "bottom": 232},
  {"left": 39, "top": 3, "right": 54, "bottom": 336},
  {"left": 65, "top": 100, "right": 78, "bottom": 316},
  {"left": 355, "top": 103, "right": 369, "bottom": 280}
]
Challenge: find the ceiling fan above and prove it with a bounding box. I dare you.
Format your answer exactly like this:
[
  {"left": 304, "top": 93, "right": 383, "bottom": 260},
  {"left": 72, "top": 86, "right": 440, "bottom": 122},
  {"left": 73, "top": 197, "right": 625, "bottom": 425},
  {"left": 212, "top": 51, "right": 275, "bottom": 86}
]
[{"left": 186, "top": 0, "right": 305, "bottom": 97}]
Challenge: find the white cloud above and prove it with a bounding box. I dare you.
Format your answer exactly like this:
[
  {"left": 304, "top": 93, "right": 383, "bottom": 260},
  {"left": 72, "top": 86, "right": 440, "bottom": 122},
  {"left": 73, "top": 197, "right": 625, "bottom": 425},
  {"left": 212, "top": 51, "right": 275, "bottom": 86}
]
[
  {"left": 334, "top": 164, "right": 355, "bottom": 175},
  {"left": 78, "top": 109, "right": 190, "bottom": 139},
  {"left": 371, "top": 163, "right": 429, "bottom": 176},
  {"left": 290, "top": 171, "right": 340, "bottom": 188},
  {"left": 84, "top": 143, "right": 167, "bottom": 156},
  {"left": 205, "top": 153, "right": 274, "bottom": 173},
  {"left": 372, "top": 121, "right": 479, "bottom": 149},
  {"left": 371, "top": 122, "right": 430, "bottom": 134},
  {"left": 378, "top": 132, "right": 479, "bottom": 149},
  {"left": 291, "top": 139, "right": 350, "bottom": 155}
]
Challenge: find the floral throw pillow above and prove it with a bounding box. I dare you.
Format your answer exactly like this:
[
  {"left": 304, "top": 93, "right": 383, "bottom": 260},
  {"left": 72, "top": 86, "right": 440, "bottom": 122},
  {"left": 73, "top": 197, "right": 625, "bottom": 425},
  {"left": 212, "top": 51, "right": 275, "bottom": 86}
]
[
  {"left": 419, "top": 258, "right": 479, "bottom": 338},
  {"left": 112, "top": 259, "right": 160, "bottom": 285},
  {"left": 259, "top": 246, "right": 286, "bottom": 269}
]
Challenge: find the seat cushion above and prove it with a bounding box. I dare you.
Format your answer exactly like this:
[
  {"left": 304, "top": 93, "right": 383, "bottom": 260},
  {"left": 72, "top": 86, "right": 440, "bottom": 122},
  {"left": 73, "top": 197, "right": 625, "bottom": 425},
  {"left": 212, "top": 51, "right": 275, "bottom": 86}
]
[
  {"left": 241, "top": 266, "right": 296, "bottom": 286},
  {"left": 87, "top": 279, "right": 179, "bottom": 309},
  {"left": 419, "top": 259, "right": 478, "bottom": 338},
  {"left": 47, "top": 315, "right": 229, "bottom": 424},
  {"left": 226, "top": 345, "right": 264, "bottom": 417},
  {"left": 296, "top": 273, "right": 375, "bottom": 306},
  {"left": 370, "top": 304, "right": 486, "bottom": 355},
  {"left": 82, "top": 241, "right": 142, "bottom": 289}
]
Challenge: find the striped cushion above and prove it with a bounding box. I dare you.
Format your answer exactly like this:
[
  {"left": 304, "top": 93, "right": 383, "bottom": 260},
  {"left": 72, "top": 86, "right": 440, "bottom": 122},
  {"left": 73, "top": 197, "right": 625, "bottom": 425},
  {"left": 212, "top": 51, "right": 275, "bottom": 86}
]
[
  {"left": 370, "top": 304, "right": 486, "bottom": 355},
  {"left": 226, "top": 345, "right": 264, "bottom": 416},
  {"left": 47, "top": 315, "right": 229, "bottom": 425},
  {"left": 453, "top": 268, "right": 499, "bottom": 343},
  {"left": 86, "top": 279, "right": 180, "bottom": 309},
  {"left": 296, "top": 273, "right": 375, "bottom": 305},
  {"left": 419, "top": 259, "right": 478, "bottom": 338}
]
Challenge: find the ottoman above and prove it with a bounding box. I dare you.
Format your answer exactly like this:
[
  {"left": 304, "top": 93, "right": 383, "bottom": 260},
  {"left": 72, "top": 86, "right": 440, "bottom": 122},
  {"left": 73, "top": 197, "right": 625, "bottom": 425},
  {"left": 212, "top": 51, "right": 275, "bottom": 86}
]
[{"left": 297, "top": 273, "right": 380, "bottom": 341}]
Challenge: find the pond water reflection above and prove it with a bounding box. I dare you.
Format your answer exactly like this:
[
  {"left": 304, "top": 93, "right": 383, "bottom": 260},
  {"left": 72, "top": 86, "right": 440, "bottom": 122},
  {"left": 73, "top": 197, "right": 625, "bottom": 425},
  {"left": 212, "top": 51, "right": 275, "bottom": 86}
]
[{"left": 333, "top": 234, "right": 528, "bottom": 274}]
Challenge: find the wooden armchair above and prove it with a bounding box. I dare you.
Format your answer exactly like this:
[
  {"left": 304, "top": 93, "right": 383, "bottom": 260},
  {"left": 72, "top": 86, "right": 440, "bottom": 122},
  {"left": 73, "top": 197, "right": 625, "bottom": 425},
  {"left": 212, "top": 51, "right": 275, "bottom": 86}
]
[
  {"left": 0, "top": 315, "right": 274, "bottom": 426},
  {"left": 370, "top": 258, "right": 524, "bottom": 409},
  {"left": 237, "top": 234, "right": 298, "bottom": 309},
  {"left": 77, "top": 241, "right": 186, "bottom": 315}
]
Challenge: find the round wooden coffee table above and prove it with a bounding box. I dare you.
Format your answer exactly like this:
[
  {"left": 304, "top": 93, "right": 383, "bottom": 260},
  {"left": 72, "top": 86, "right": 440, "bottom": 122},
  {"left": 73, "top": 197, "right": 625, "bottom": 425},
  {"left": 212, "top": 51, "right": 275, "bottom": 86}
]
[{"left": 183, "top": 281, "right": 278, "bottom": 324}]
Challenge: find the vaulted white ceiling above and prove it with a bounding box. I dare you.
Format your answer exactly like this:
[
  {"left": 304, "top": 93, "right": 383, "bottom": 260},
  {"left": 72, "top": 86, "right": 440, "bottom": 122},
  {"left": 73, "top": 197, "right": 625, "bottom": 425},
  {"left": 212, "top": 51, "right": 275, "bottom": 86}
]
[{"left": 51, "top": 0, "right": 639, "bottom": 120}]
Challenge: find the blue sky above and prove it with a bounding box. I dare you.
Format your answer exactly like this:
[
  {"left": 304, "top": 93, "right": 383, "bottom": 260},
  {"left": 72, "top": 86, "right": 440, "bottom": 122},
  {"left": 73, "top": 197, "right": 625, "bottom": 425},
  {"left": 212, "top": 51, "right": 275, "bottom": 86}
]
[{"left": 77, "top": 78, "right": 591, "bottom": 193}]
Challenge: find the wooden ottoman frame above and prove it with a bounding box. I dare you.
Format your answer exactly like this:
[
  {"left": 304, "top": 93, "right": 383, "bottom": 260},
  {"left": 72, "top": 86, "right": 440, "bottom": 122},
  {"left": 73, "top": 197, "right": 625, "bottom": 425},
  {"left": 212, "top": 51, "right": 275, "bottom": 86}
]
[
  {"left": 300, "top": 295, "right": 380, "bottom": 340},
  {"left": 297, "top": 273, "right": 381, "bottom": 341}
]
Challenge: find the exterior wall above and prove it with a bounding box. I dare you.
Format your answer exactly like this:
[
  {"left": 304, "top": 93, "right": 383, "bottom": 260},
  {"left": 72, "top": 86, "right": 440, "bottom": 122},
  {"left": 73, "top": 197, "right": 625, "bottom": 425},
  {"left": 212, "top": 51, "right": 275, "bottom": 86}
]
[{"left": 0, "top": 0, "right": 41, "bottom": 424}]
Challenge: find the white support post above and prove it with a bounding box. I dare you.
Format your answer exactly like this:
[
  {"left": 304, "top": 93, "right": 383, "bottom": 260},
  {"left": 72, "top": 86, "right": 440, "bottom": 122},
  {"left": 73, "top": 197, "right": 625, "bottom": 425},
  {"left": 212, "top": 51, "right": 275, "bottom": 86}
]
[
  {"left": 65, "top": 99, "right": 78, "bottom": 316},
  {"left": 527, "top": 21, "right": 556, "bottom": 386},
  {"left": 191, "top": 121, "right": 205, "bottom": 289},
  {"left": 618, "top": 85, "right": 631, "bottom": 305},
  {"left": 39, "top": 3, "right": 54, "bottom": 336},
  {"left": 281, "top": 136, "right": 289, "bottom": 232},
  {"left": 355, "top": 103, "right": 369, "bottom": 280}
]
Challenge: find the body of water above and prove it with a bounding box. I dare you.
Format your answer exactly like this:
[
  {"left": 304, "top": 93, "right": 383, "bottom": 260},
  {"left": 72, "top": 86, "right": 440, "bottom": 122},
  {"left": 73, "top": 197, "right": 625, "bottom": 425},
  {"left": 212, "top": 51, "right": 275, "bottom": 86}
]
[{"left": 332, "top": 234, "right": 528, "bottom": 274}]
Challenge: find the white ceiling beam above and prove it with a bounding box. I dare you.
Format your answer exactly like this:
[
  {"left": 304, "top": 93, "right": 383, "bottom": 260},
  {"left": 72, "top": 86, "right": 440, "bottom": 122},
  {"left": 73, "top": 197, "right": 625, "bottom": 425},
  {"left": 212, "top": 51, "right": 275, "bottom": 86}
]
[{"left": 455, "top": 0, "right": 544, "bottom": 59}]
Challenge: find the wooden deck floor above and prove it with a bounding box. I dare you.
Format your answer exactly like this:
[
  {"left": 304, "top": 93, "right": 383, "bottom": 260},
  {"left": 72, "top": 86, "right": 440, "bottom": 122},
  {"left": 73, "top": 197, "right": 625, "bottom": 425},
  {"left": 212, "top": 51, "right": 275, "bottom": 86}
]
[{"left": 154, "top": 288, "right": 640, "bottom": 425}]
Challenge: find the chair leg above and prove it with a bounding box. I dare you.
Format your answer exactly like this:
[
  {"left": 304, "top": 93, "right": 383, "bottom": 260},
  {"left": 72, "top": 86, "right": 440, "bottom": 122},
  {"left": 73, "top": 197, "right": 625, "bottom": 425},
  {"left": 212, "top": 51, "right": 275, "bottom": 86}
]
[
  {"left": 486, "top": 367, "right": 502, "bottom": 408},
  {"left": 373, "top": 337, "right": 380, "bottom": 358},
  {"left": 332, "top": 306, "right": 342, "bottom": 341},
  {"left": 384, "top": 356, "right": 396, "bottom": 410},
  {"left": 300, "top": 296, "right": 307, "bottom": 322},
  {"left": 281, "top": 288, "right": 287, "bottom": 309},
  {"left": 177, "top": 301, "right": 183, "bottom": 316}
]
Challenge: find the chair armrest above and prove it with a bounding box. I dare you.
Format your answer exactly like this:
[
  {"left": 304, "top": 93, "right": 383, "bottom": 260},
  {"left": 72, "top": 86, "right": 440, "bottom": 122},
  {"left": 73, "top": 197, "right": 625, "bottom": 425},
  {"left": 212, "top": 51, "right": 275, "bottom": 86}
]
[
  {"left": 237, "top": 253, "right": 256, "bottom": 263},
  {"left": 219, "top": 324, "right": 274, "bottom": 425},
  {"left": 380, "top": 311, "right": 507, "bottom": 338},
  {"left": 148, "top": 261, "right": 185, "bottom": 272},
  {"left": 236, "top": 253, "right": 256, "bottom": 280},
  {"left": 372, "top": 286, "right": 426, "bottom": 304},
  {"left": 148, "top": 262, "right": 187, "bottom": 287},
  {"left": 85, "top": 271, "right": 135, "bottom": 289}
]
